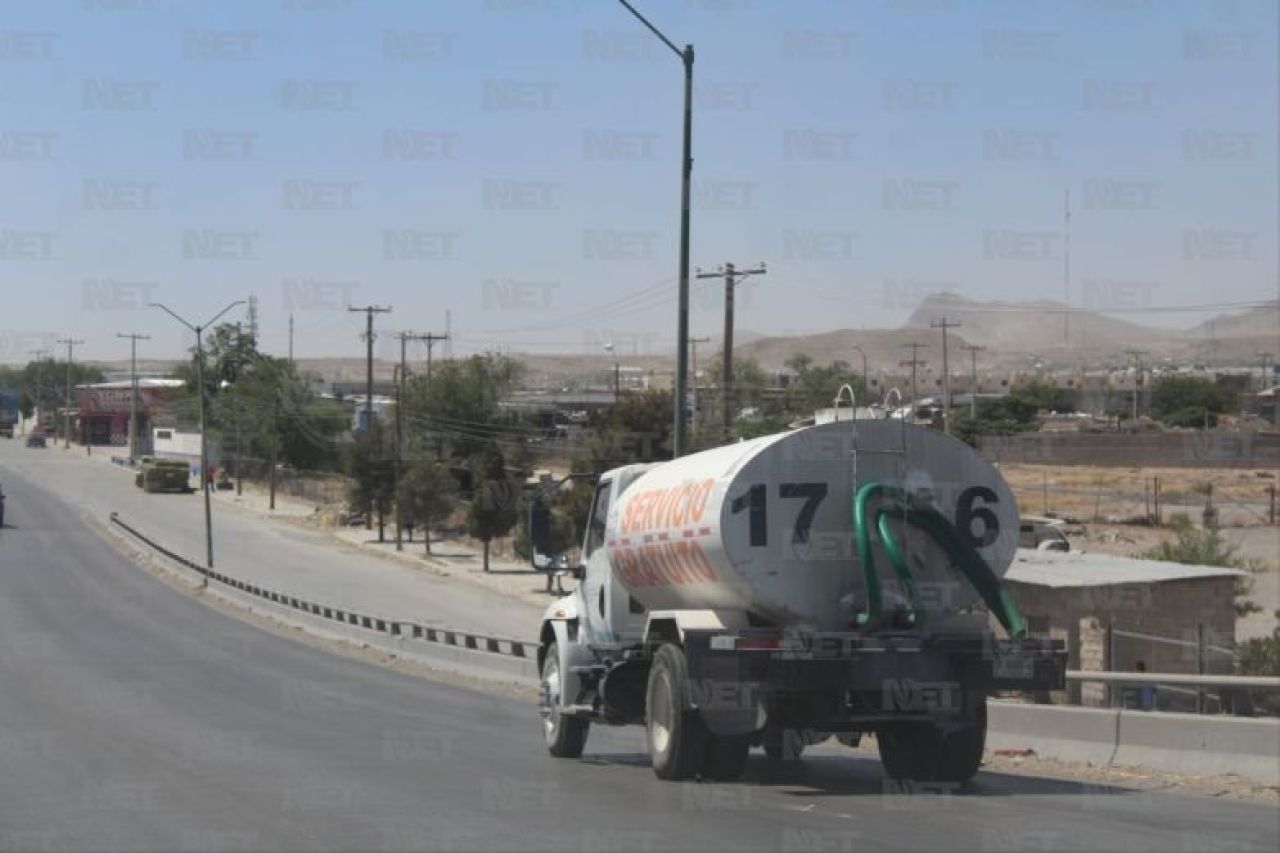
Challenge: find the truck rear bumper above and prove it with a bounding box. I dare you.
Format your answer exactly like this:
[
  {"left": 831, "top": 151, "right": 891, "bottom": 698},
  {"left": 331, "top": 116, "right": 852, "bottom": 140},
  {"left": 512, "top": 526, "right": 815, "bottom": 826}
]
[{"left": 683, "top": 630, "right": 1066, "bottom": 731}]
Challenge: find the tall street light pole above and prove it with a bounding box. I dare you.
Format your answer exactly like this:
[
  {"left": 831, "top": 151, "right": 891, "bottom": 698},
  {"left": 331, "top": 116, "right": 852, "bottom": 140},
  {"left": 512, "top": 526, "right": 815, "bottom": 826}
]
[
  {"left": 117, "top": 332, "right": 151, "bottom": 461},
  {"left": 617, "top": 0, "right": 693, "bottom": 457},
  {"left": 57, "top": 337, "right": 85, "bottom": 450},
  {"left": 149, "top": 300, "right": 246, "bottom": 574}
]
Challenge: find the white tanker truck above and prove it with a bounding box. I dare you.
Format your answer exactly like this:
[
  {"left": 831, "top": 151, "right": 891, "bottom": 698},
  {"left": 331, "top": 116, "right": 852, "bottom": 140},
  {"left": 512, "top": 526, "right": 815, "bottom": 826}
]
[{"left": 530, "top": 419, "right": 1065, "bottom": 782}]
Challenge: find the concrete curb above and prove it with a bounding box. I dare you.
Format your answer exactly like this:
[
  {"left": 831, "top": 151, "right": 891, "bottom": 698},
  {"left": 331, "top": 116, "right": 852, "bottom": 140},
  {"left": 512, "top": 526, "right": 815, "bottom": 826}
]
[
  {"left": 108, "top": 512, "right": 540, "bottom": 687},
  {"left": 988, "top": 701, "right": 1120, "bottom": 767},
  {"left": 989, "top": 700, "right": 1280, "bottom": 787}
]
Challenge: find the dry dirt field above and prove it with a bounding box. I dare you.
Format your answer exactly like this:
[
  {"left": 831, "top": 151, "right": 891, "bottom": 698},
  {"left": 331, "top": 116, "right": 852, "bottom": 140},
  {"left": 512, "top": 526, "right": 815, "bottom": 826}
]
[{"left": 1001, "top": 463, "right": 1279, "bottom": 641}]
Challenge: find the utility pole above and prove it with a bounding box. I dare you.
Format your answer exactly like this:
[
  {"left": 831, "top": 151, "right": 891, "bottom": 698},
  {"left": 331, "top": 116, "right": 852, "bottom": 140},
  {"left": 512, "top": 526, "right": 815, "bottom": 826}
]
[
  {"left": 394, "top": 331, "right": 435, "bottom": 552},
  {"left": 28, "top": 348, "right": 50, "bottom": 435},
  {"left": 288, "top": 313, "right": 295, "bottom": 365},
  {"left": 899, "top": 342, "right": 929, "bottom": 411},
  {"left": 616, "top": 0, "right": 694, "bottom": 458},
  {"left": 697, "top": 262, "right": 766, "bottom": 444},
  {"left": 852, "top": 344, "right": 868, "bottom": 405},
  {"left": 1255, "top": 352, "right": 1273, "bottom": 393},
  {"left": 930, "top": 318, "right": 962, "bottom": 435},
  {"left": 117, "top": 332, "right": 151, "bottom": 461},
  {"left": 689, "top": 336, "right": 710, "bottom": 446},
  {"left": 348, "top": 305, "right": 392, "bottom": 436},
  {"left": 57, "top": 337, "right": 85, "bottom": 450},
  {"left": 1125, "top": 349, "right": 1148, "bottom": 422},
  {"left": 349, "top": 305, "right": 391, "bottom": 531},
  {"left": 1063, "top": 188, "right": 1071, "bottom": 345},
  {"left": 604, "top": 343, "right": 620, "bottom": 400},
  {"left": 421, "top": 332, "right": 447, "bottom": 382},
  {"left": 961, "top": 343, "right": 986, "bottom": 418}
]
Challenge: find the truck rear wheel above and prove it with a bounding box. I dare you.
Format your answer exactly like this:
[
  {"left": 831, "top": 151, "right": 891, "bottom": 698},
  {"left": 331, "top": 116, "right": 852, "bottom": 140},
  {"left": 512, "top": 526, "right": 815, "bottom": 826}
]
[
  {"left": 763, "top": 729, "right": 808, "bottom": 762},
  {"left": 540, "top": 642, "right": 588, "bottom": 758},
  {"left": 877, "top": 696, "right": 987, "bottom": 783},
  {"left": 646, "top": 644, "right": 705, "bottom": 780},
  {"left": 934, "top": 696, "right": 986, "bottom": 782}
]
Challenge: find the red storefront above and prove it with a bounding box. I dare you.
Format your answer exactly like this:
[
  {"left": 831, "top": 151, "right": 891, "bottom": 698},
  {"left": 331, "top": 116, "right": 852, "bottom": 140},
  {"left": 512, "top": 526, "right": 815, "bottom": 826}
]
[{"left": 76, "top": 380, "right": 182, "bottom": 448}]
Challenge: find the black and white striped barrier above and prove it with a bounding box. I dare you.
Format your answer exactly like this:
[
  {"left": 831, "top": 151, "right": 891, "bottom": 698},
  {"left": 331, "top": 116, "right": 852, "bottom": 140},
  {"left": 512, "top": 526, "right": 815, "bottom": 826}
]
[{"left": 108, "top": 512, "right": 540, "bottom": 683}]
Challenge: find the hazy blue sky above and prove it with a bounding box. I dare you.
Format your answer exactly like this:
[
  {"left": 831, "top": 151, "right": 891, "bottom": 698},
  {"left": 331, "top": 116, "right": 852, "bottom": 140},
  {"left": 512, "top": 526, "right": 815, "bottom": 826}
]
[{"left": 1, "top": 0, "right": 1276, "bottom": 363}]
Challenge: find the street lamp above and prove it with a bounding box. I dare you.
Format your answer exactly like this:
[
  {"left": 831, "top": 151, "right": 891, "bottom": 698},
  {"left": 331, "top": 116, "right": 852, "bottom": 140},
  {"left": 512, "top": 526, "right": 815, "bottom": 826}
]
[
  {"left": 148, "top": 299, "right": 245, "bottom": 574},
  {"left": 616, "top": 0, "right": 694, "bottom": 457}
]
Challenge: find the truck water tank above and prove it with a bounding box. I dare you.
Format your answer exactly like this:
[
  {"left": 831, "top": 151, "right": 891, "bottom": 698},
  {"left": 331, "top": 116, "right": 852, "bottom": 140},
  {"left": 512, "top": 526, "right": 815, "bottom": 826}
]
[{"left": 604, "top": 419, "right": 1019, "bottom": 630}]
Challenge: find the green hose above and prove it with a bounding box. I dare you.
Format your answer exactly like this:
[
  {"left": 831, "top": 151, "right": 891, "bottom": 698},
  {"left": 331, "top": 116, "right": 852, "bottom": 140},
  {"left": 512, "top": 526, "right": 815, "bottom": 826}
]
[{"left": 852, "top": 482, "right": 1027, "bottom": 638}]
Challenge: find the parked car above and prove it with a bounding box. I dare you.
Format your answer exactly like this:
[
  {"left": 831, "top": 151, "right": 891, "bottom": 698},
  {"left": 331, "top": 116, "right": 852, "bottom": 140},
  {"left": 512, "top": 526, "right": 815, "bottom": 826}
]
[{"left": 26, "top": 433, "right": 46, "bottom": 448}]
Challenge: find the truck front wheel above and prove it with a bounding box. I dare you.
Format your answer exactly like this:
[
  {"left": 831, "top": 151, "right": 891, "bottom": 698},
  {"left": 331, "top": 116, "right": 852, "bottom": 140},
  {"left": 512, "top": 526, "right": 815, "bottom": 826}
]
[
  {"left": 646, "top": 644, "right": 705, "bottom": 780},
  {"left": 540, "top": 642, "right": 588, "bottom": 758}
]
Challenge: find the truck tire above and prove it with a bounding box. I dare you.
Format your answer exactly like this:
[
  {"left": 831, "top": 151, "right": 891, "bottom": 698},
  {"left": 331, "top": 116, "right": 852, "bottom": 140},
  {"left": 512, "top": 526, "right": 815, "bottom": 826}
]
[
  {"left": 702, "top": 734, "right": 750, "bottom": 781},
  {"left": 876, "top": 723, "right": 940, "bottom": 781},
  {"left": 646, "top": 643, "right": 705, "bottom": 780},
  {"left": 878, "top": 696, "right": 987, "bottom": 783},
  {"left": 763, "top": 729, "right": 807, "bottom": 762},
  {"left": 540, "top": 642, "right": 588, "bottom": 758},
  {"left": 934, "top": 696, "right": 986, "bottom": 782}
]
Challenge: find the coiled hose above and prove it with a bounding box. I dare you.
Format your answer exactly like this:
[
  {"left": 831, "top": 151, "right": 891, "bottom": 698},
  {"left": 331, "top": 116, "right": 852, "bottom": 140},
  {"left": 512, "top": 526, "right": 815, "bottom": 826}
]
[{"left": 853, "top": 482, "right": 1027, "bottom": 638}]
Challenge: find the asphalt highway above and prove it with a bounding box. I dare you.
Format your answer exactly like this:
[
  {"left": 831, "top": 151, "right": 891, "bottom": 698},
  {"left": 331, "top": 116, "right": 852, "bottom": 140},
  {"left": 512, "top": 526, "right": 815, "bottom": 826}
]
[
  {"left": 0, "top": 439, "right": 541, "bottom": 640},
  {"left": 2, "top": 451, "right": 1278, "bottom": 852}
]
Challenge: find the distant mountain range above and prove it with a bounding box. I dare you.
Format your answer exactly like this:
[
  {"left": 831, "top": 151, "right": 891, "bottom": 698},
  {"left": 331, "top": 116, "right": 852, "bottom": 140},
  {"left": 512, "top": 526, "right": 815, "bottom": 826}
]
[
  {"left": 734, "top": 295, "right": 1276, "bottom": 373},
  {"left": 76, "top": 295, "right": 1278, "bottom": 383}
]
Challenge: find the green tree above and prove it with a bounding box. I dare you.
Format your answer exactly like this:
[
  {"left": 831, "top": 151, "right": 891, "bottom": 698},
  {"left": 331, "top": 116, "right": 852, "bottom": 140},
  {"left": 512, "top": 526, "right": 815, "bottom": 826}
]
[
  {"left": 1236, "top": 620, "right": 1280, "bottom": 712},
  {"left": 949, "top": 380, "right": 1072, "bottom": 447},
  {"left": 578, "top": 388, "right": 673, "bottom": 473},
  {"left": 404, "top": 354, "right": 523, "bottom": 464},
  {"left": 397, "top": 459, "right": 456, "bottom": 554},
  {"left": 514, "top": 478, "right": 593, "bottom": 562},
  {"left": 1009, "top": 380, "right": 1074, "bottom": 414},
  {"left": 0, "top": 359, "right": 104, "bottom": 425},
  {"left": 1149, "top": 375, "right": 1236, "bottom": 427},
  {"left": 346, "top": 422, "right": 397, "bottom": 541},
  {"left": 783, "top": 354, "right": 865, "bottom": 415},
  {"left": 1141, "top": 515, "right": 1262, "bottom": 618},
  {"left": 1236, "top": 622, "right": 1280, "bottom": 677},
  {"left": 467, "top": 449, "right": 518, "bottom": 571}
]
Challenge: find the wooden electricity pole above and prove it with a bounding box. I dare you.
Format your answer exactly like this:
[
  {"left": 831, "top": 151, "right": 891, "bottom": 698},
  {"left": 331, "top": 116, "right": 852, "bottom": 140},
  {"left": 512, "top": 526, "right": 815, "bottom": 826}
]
[{"left": 697, "top": 262, "right": 766, "bottom": 444}]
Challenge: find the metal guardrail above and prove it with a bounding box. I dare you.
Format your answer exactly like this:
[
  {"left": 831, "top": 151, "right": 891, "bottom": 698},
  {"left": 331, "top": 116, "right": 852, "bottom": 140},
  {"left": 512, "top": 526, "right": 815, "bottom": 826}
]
[
  {"left": 106, "top": 511, "right": 1280, "bottom": 697},
  {"left": 108, "top": 511, "right": 538, "bottom": 662},
  {"left": 1067, "top": 670, "right": 1280, "bottom": 689}
]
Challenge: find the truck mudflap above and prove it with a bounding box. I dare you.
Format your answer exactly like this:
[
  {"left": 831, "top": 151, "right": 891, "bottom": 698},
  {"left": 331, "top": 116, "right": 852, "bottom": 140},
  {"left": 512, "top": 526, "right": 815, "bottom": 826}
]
[{"left": 681, "top": 629, "right": 1066, "bottom": 734}]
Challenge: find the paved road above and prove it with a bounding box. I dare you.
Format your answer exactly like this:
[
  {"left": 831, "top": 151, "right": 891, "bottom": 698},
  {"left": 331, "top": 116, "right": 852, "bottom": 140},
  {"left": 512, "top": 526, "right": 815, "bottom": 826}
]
[
  {"left": 0, "top": 439, "right": 542, "bottom": 639},
  {"left": 3, "top": 448, "right": 1279, "bottom": 851}
]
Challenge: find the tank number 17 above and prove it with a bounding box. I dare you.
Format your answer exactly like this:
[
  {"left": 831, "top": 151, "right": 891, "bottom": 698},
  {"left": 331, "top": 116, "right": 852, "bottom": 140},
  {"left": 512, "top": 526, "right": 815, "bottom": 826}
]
[{"left": 729, "top": 483, "right": 828, "bottom": 547}]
